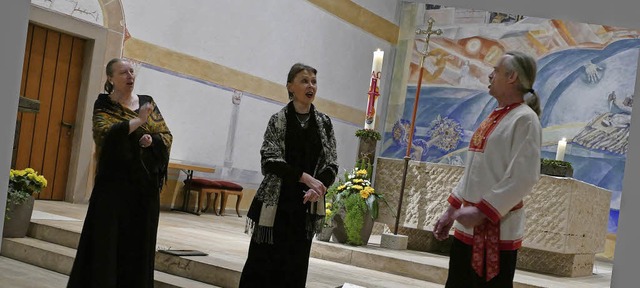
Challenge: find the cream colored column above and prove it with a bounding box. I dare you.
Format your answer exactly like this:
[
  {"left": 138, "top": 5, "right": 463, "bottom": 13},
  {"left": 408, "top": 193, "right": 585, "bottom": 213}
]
[
  {"left": 222, "top": 91, "right": 243, "bottom": 179},
  {"left": 0, "top": 0, "right": 30, "bottom": 241},
  {"left": 384, "top": 2, "right": 419, "bottom": 134}
]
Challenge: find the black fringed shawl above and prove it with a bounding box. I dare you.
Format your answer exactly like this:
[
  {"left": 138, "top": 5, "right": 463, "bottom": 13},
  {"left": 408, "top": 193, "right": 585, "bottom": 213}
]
[{"left": 246, "top": 103, "right": 338, "bottom": 244}]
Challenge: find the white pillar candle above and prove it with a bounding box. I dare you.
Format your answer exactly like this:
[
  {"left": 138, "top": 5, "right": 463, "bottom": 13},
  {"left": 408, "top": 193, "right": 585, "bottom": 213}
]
[
  {"left": 365, "top": 49, "right": 384, "bottom": 129},
  {"left": 556, "top": 138, "right": 567, "bottom": 161},
  {"left": 372, "top": 49, "right": 384, "bottom": 74}
]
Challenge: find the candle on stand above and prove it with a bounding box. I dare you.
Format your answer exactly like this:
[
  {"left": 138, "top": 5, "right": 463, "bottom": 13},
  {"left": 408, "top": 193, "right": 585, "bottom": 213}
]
[
  {"left": 372, "top": 49, "right": 384, "bottom": 73},
  {"left": 556, "top": 138, "right": 567, "bottom": 161},
  {"left": 365, "top": 49, "right": 384, "bottom": 129}
]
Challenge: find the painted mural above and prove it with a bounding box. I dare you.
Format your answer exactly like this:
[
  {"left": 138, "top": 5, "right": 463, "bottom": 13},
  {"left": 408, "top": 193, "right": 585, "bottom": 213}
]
[{"left": 381, "top": 5, "right": 640, "bottom": 235}]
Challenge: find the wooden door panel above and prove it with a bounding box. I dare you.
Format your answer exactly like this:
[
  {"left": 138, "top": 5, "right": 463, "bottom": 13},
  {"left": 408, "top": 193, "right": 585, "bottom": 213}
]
[
  {"left": 19, "top": 24, "right": 33, "bottom": 103},
  {"left": 14, "top": 24, "right": 34, "bottom": 167},
  {"left": 40, "top": 34, "right": 73, "bottom": 199},
  {"left": 16, "top": 25, "right": 47, "bottom": 170},
  {"left": 29, "top": 30, "right": 61, "bottom": 197},
  {"left": 15, "top": 23, "right": 85, "bottom": 201},
  {"left": 52, "top": 37, "right": 84, "bottom": 201}
]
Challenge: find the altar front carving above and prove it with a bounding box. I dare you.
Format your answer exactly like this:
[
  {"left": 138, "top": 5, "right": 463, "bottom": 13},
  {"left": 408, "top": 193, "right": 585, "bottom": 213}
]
[{"left": 374, "top": 157, "right": 611, "bottom": 277}]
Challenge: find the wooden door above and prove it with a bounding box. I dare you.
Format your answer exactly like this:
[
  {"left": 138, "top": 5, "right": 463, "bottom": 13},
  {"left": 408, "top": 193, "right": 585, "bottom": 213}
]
[{"left": 14, "top": 23, "right": 86, "bottom": 201}]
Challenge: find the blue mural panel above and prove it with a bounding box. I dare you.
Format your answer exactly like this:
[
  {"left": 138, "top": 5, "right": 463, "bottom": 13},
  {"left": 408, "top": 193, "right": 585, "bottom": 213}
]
[{"left": 383, "top": 37, "right": 640, "bottom": 234}]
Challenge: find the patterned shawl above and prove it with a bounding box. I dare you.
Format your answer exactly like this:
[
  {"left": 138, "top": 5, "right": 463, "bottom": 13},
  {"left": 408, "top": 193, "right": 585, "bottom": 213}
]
[
  {"left": 92, "top": 94, "right": 172, "bottom": 190},
  {"left": 247, "top": 103, "right": 338, "bottom": 244}
]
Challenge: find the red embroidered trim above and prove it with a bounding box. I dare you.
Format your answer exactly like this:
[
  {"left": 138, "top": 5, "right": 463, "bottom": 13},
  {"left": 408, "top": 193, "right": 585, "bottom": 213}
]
[
  {"left": 453, "top": 229, "right": 522, "bottom": 250},
  {"left": 477, "top": 200, "right": 501, "bottom": 223},
  {"left": 452, "top": 199, "right": 524, "bottom": 282},
  {"left": 448, "top": 194, "right": 462, "bottom": 209},
  {"left": 468, "top": 102, "right": 522, "bottom": 152}
]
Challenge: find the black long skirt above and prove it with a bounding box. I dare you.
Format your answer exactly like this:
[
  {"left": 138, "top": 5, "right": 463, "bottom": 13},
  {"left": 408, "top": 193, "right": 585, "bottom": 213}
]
[
  {"left": 66, "top": 184, "right": 160, "bottom": 288},
  {"left": 445, "top": 238, "right": 518, "bottom": 288},
  {"left": 239, "top": 207, "right": 313, "bottom": 288}
]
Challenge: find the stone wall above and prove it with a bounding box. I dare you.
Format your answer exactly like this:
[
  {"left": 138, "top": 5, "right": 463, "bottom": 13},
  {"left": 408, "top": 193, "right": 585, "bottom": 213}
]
[{"left": 374, "top": 157, "right": 611, "bottom": 277}]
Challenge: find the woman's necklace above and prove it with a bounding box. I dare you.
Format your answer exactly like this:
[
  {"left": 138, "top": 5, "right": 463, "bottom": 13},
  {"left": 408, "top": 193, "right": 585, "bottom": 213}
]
[{"left": 295, "top": 112, "right": 310, "bottom": 128}]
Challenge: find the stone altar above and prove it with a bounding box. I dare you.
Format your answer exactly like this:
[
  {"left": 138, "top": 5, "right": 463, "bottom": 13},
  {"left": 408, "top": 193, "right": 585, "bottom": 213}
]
[{"left": 374, "top": 157, "right": 611, "bottom": 277}]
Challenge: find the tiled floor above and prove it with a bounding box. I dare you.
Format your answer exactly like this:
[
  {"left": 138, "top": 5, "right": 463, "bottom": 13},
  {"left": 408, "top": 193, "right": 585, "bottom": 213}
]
[{"left": 0, "top": 200, "right": 614, "bottom": 288}]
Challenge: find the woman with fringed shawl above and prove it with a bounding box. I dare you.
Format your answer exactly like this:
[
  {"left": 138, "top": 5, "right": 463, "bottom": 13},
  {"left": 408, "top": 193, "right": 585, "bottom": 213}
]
[
  {"left": 67, "top": 58, "right": 172, "bottom": 288},
  {"left": 240, "top": 63, "right": 338, "bottom": 287}
]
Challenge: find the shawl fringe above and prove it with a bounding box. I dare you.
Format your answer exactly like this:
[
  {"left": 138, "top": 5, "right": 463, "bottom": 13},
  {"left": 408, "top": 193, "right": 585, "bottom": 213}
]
[
  {"left": 245, "top": 213, "right": 326, "bottom": 244},
  {"left": 245, "top": 217, "right": 274, "bottom": 244}
]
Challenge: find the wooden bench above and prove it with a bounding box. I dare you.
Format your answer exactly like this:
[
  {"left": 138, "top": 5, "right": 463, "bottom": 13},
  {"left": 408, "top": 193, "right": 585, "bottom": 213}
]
[
  {"left": 184, "top": 178, "right": 223, "bottom": 215},
  {"left": 185, "top": 178, "right": 243, "bottom": 217}
]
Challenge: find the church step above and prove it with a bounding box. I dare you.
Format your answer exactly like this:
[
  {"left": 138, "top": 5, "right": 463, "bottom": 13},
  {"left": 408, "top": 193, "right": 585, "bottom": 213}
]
[
  {"left": 154, "top": 271, "right": 222, "bottom": 288},
  {"left": 14, "top": 219, "right": 564, "bottom": 288},
  {"left": 0, "top": 237, "right": 220, "bottom": 288},
  {"left": 25, "top": 220, "right": 439, "bottom": 287},
  {"left": 27, "top": 221, "right": 80, "bottom": 250},
  {"left": 155, "top": 250, "right": 241, "bottom": 288},
  {"left": 311, "top": 239, "right": 450, "bottom": 285},
  {"left": 0, "top": 255, "right": 69, "bottom": 287},
  {"left": 13, "top": 220, "right": 442, "bottom": 287},
  {"left": 310, "top": 239, "right": 547, "bottom": 288},
  {"left": 1, "top": 237, "right": 76, "bottom": 275}
]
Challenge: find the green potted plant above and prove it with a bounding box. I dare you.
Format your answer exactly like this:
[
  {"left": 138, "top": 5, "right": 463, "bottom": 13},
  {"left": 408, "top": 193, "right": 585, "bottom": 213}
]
[
  {"left": 328, "top": 158, "right": 390, "bottom": 246},
  {"left": 540, "top": 159, "right": 573, "bottom": 177},
  {"left": 4, "top": 168, "right": 47, "bottom": 237},
  {"left": 355, "top": 128, "right": 381, "bottom": 141}
]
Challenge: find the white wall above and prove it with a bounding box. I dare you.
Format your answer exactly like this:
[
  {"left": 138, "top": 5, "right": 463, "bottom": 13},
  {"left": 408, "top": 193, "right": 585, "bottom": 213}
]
[
  {"left": 121, "top": 0, "right": 397, "bottom": 179},
  {"left": 123, "top": 0, "right": 393, "bottom": 110}
]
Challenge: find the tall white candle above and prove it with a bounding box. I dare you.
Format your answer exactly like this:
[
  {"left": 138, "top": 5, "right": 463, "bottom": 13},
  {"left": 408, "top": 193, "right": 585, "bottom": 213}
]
[
  {"left": 556, "top": 138, "right": 567, "bottom": 161},
  {"left": 372, "top": 49, "right": 384, "bottom": 74},
  {"left": 365, "top": 49, "right": 384, "bottom": 129}
]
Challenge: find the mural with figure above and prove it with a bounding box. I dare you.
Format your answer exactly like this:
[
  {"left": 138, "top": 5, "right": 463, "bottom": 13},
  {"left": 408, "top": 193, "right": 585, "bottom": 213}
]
[{"left": 381, "top": 5, "right": 640, "bottom": 236}]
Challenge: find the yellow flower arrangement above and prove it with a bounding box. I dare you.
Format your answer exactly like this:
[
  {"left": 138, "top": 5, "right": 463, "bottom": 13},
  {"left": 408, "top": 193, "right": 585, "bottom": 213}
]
[
  {"left": 325, "top": 158, "right": 389, "bottom": 245},
  {"left": 6, "top": 168, "right": 47, "bottom": 219}
]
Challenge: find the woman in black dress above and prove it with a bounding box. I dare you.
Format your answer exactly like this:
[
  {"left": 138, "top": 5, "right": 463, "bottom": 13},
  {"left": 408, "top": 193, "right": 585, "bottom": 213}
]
[
  {"left": 240, "top": 63, "right": 338, "bottom": 287},
  {"left": 67, "top": 58, "right": 172, "bottom": 288}
]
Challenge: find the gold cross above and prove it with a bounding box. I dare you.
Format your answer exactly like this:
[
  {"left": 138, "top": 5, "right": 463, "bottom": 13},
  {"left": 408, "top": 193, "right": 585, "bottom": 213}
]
[{"left": 415, "top": 17, "right": 443, "bottom": 67}]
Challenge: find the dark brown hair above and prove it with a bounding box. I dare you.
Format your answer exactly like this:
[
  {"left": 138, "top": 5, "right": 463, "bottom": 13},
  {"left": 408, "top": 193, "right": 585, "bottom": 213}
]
[
  {"left": 286, "top": 63, "right": 317, "bottom": 100},
  {"left": 103, "top": 58, "right": 125, "bottom": 94}
]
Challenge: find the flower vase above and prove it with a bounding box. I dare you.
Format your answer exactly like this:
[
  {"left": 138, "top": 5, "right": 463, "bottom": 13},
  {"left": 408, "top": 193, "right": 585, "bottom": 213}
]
[
  {"left": 3, "top": 195, "right": 34, "bottom": 238},
  {"left": 316, "top": 226, "right": 333, "bottom": 242},
  {"left": 356, "top": 138, "right": 377, "bottom": 165},
  {"left": 331, "top": 208, "right": 375, "bottom": 246}
]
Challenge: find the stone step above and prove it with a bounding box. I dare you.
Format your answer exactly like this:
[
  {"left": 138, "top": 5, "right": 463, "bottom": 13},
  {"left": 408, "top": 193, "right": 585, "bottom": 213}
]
[
  {"left": 0, "top": 237, "right": 220, "bottom": 288},
  {"left": 311, "top": 238, "right": 552, "bottom": 288},
  {"left": 17, "top": 220, "right": 442, "bottom": 288},
  {"left": 312, "top": 239, "right": 451, "bottom": 285},
  {"left": 0, "top": 256, "right": 68, "bottom": 288},
  {"left": 155, "top": 251, "right": 240, "bottom": 288},
  {"left": 154, "top": 271, "right": 221, "bottom": 288},
  {"left": 18, "top": 218, "right": 607, "bottom": 288},
  {"left": 1, "top": 237, "right": 75, "bottom": 275},
  {"left": 28, "top": 221, "right": 80, "bottom": 249}
]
